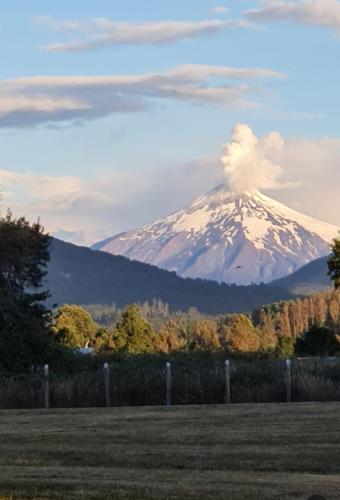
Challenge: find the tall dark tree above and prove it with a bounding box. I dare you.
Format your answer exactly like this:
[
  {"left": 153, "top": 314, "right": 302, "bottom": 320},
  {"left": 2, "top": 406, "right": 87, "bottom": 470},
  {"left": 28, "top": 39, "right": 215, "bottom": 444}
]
[
  {"left": 0, "top": 211, "right": 56, "bottom": 371},
  {"left": 328, "top": 238, "right": 340, "bottom": 289}
]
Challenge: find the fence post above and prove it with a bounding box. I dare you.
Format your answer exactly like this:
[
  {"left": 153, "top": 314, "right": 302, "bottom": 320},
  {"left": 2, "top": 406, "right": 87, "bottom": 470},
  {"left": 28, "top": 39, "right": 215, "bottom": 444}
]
[
  {"left": 43, "top": 364, "right": 49, "bottom": 409},
  {"left": 224, "top": 360, "right": 231, "bottom": 404},
  {"left": 286, "top": 359, "right": 292, "bottom": 403},
  {"left": 104, "top": 362, "right": 110, "bottom": 407},
  {"left": 165, "top": 362, "right": 171, "bottom": 407}
]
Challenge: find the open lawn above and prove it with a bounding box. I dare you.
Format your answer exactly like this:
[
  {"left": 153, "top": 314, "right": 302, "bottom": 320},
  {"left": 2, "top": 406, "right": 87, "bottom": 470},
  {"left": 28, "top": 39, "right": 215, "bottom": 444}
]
[{"left": 0, "top": 403, "right": 339, "bottom": 499}]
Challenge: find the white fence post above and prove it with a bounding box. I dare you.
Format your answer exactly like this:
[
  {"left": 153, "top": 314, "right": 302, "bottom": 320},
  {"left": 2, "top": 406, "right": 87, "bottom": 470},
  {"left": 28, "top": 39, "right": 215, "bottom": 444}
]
[
  {"left": 43, "top": 364, "right": 49, "bottom": 409},
  {"left": 224, "top": 360, "right": 231, "bottom": 404},
  {"left": 286, "top": 359, "right": 292, "bottom": 403},
  {"left": 165, "top": 362, "right": 171, "bottom": 406},
  {"left": 104, "top": 362, "right": 110, "bottom": 407}
]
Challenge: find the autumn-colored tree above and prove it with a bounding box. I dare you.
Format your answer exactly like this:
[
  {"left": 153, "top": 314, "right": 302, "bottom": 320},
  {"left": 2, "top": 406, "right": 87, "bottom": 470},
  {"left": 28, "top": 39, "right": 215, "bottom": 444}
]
[
  {"left": 51, "top": 289, "right": 340, "bottom": 358},
  {"left": 92, "top": 327, "right": 116, "bottom": 351},
  {"left": 189, "top": 320, "right": 221, "bottom": 351},
  {"left": 328, "top": 297, "right": 340, "bottom": 324},
  {"left": 155, "top": 320, "right": 187, "bottom": 353},
  {"left": 219, "top": 314, "right": 260, "bottom": 353},
  {"left": 252, "top": 308, "right": 278, "bottom": 352}
]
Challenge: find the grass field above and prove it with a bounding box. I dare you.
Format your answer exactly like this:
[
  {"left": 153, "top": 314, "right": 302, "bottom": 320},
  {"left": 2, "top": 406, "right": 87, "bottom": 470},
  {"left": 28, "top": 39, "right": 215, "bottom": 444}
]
[{"left": 0, "top": 403, "right": 339, "bottom": 499}]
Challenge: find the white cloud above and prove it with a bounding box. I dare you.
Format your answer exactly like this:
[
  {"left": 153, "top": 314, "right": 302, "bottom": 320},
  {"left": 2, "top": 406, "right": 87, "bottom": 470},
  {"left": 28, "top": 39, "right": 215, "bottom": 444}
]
[
  {"left": 0, "top": 95, "right": 88, "bottom": 115},
  {"left": 267, "top": 136, "right": 340, "bottom": 227},
  {"left": 210, "top": 6, "right": 230, "bottom": 15},
  {"left": 2, "top": 128, "right": 340, "bottom": 244},
  {"left": 0, "top": 158, "right": 221, "bottom": 245},
  {"left": 247, "top": 0, "right": 340, "bottom": 34},
  {"left": 0, "top": 64, "right": 285, "bottom": 128},
  {"left": 36, "top": 15, "right": 250, "bottom": 52}
]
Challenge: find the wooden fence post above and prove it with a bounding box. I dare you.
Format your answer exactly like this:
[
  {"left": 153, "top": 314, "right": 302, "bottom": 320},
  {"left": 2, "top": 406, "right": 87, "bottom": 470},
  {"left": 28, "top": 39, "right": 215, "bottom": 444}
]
[
  {"left": 165, "top": 362, "right": 171, "bottom": 407},
  {"left": 104, "top": 362, "right": 110, "bottom": 407},
  {"left": 286, "top": 359, "right": 292, "bottom": 403},
  {"left": 43, "top": 364, "right": 49, "bottom": 409},
  {"left": 224, "top": 360, "right": 231, "bottom": 404}
]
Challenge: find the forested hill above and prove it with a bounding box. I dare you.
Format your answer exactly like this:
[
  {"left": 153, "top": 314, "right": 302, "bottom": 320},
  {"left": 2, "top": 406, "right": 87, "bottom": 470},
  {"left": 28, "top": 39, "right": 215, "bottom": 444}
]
[
  {"left": 272, "top": 256, "right": 331, "bottom": 295},
  {"left": 45, "top": 238, "right": 294, "bottom": 314}
]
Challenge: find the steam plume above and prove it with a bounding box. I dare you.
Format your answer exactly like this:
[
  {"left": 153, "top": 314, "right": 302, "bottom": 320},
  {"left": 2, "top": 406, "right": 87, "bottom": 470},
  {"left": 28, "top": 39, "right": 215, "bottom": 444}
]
[{"left": 221, "top": 123, "right": 284, "bottom": 193}]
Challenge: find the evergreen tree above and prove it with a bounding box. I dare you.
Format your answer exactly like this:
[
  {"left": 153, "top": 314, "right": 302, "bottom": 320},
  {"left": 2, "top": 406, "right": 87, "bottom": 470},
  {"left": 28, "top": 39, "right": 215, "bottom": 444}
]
[
  {"left": 0, "top": 211, "right": 57, "bottom": 371},
  {"left": 113, "top": 304, "right": 155, "bottom": 354},
  {"left": 328, "top": 238, "right": 340, "bottom": 289},
  {"left": 296, "top": 326, "right": 340, "bottom": 356}
]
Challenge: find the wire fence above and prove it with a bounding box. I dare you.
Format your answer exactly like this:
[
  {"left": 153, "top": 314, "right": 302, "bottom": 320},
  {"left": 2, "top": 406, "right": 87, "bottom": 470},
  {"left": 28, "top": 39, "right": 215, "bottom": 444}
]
[{"left": 1, "top": 357, "right": 340, "bottom": 409}]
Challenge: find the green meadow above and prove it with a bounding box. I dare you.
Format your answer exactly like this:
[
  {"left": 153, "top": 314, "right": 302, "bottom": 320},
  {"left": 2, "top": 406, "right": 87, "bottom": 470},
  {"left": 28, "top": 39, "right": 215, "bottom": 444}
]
[{"left": 0, "top": 403, "right": 339, "bottom": 499}]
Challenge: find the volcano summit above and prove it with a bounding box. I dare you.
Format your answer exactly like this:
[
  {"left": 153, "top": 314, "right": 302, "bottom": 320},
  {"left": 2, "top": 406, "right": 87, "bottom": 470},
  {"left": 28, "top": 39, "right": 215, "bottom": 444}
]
[
  {"left": 93, "top": 185, "right": 338, "bottom": 285},
  {"left": 93, "top": 124, "right": 339, "bottom": 284}
]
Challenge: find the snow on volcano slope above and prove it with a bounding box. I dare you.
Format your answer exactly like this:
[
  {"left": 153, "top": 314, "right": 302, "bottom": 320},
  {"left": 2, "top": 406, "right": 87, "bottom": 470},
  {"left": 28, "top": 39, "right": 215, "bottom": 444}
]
[{"left": 92, "top": 185, "right": 339, "bottom": 285}]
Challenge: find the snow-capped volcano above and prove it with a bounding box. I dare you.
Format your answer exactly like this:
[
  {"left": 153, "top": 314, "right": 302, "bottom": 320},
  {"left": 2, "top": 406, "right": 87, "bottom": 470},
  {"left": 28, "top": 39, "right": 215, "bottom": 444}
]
[{"left": 92, "top": 185, "right": 339, "bottom": 285}]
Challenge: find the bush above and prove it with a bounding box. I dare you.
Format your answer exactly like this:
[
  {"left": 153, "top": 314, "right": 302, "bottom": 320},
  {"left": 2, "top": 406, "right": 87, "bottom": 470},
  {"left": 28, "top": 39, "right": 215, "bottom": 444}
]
[{"left": 296, "top": 326, "right": 340, "bottom": 356}]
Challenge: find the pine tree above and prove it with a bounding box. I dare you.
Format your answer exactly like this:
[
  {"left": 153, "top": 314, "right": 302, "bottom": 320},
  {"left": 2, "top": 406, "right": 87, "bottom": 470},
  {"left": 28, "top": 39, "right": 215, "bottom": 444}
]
[
  {"left": 0, "top": 211, "right": 57, "bottom": 371},
  {"left": 328, "top": 238, "right": 340, "bottom": 289},
  {"left": 113, "top": 305, "right": 155, "bottom": 354}
]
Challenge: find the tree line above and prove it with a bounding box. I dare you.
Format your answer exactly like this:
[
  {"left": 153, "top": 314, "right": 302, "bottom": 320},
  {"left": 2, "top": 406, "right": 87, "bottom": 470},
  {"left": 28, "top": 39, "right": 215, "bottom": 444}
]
[
  {"left": 53, "top": 289, "right": 340, "bottom": 358},
  {"left": 0, "top": 212, "right": 340, "bottom": 373}
]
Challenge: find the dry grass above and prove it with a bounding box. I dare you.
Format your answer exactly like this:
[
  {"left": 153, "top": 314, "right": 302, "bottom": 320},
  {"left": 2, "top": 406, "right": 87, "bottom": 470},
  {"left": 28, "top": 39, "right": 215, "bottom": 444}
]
[
  {"left": 3, "top": 357, "right": 340, "bottom": 409},
  {"left": 0, "top": 403, "right": 340, "bottom": 499}
]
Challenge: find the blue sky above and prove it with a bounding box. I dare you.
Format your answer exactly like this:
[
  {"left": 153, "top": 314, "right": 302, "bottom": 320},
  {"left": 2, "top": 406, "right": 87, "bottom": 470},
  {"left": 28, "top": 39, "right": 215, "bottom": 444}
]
[{"left": 0, "top": 0, "right": 339, "bottom": 244}]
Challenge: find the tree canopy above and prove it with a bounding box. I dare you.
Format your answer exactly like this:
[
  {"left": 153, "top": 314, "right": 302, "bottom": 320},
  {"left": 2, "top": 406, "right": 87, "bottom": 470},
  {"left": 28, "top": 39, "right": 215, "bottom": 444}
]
[
  {"left": 77, "top": 290, "right": 340, "bottom": 357},
  {"left": 328, "top": 238, "right": 340, "bottom": 290},
  {"left": 53, "top": 304, "right": 98, "bottom": 348},
  {"left": 0, "top": 211, "right": 57, "bottom": 371},
  {"left": 113, "top": 304, "right": 156, "bottom": 354}
]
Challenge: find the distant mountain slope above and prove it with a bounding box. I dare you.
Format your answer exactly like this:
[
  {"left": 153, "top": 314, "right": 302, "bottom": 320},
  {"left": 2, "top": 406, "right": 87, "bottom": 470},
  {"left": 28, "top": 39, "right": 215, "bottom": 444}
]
[
  {"left": 272, "top": 256, "right": 332, "bottom": 295},
  {"left": 45, "top": 238, "right": 294, "bottom": 314},
  {"left": 93, "top": 185, "right": 339, "bottom": 285}
]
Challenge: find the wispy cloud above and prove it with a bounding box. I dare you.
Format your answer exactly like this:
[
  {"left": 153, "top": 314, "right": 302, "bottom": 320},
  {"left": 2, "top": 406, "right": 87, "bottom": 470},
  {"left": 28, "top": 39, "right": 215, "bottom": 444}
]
[
  {"left": 209, "top": 6, "right": 230, "bottom": 15},
  {"left": 246, "top": 0, "right": 340, "bottom": 34},
  {"left": 0, "top": 157, "right": 222, "bottom": 245},
  {"left": 36, "top": 15, "right": 251, "bottom": 52},
  {"left": 0, "top": 64, "right": 285, "bottom": 128},
  {"left": 36, "top": 2, "right": 340, "bottom": 52}
]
